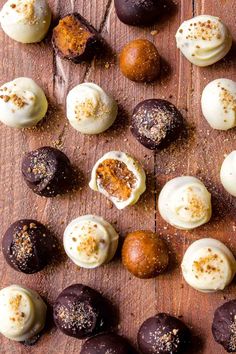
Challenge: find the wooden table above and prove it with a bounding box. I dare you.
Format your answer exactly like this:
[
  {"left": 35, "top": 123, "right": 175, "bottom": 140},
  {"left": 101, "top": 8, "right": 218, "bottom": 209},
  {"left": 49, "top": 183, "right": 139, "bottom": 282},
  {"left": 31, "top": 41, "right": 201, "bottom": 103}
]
[{"left": 0, "top": 0, "right": 235, "bottom": 353}]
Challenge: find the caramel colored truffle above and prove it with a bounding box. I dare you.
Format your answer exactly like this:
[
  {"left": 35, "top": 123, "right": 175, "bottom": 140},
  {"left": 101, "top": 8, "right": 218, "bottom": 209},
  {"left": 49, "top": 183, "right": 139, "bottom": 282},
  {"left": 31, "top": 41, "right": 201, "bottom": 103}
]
[
  {"left": 119, "top": 39, "right": 160, "bottom": 83},
  {"left": 122, "top": 230, "right": 169, "bottom": 279},
  {"left": 52, "top": 13, "right": 100, "bottom": 63}
]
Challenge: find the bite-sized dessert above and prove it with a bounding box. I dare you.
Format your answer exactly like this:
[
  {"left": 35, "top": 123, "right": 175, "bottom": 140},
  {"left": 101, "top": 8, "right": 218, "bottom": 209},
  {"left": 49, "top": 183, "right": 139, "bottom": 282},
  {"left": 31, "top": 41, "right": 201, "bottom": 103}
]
[
  {"left": 131, "top": 99, "right": 183, "bottom": 150},
  {"left": 22, "top": 146, "right": 73, "bottom": 197},
  {"left": 181, "top": 238, "right": 236, "bottom": 293},
  {"left": 221, "top": 151, "right": 236, "bottom": 197},
  {"left": 66, "top": 83, "right": 118, "bottom": 134},
  {"left": 89, "top": 151, "right": 146, "bottom": 209},
  {"left": 201, "top": 79, "right": 236, "bottom": 130},
  {"left": 53, "top": 284, "right": 109, "bottom": 339},
  {"left": 119, "top": 39, "right": 160, "bottom": 83},
  {"left": 212, "top": 300, "right": 236, "bottom": 352},
  {"left": 0, "top": 77, "right": 48, "bottom": 128},
  {"left": 0, "top": 284, "right": 47, "bottom": 342},
  {"left": 175, "top": 15, "right": 232, "bottom": 66},
  {"left": 122, "top": 230, "right": 169, "bottom": 279},
  {"left": 114, "top": 0, "right": 164, "bottom": 26},
  {"left": 64, "top": 215, "right": 119, "bottom": 269},
  {"left": 138, "top": 313, "right": 191, "bottom": 354},
  {"left": 2, "top": 219, "right": 54, "bottom": 274},
  {"left": 158, "top": 176, "right": 212, "bottom": 230},
  {"left": 80, "top": 333, "right": 136, "bottom": 354},
  {"left": 52, "top": 13, "right": 100, "bottom": 63},
  {"left": 0, "top": 0, "right": 51, "bottom": 43}
]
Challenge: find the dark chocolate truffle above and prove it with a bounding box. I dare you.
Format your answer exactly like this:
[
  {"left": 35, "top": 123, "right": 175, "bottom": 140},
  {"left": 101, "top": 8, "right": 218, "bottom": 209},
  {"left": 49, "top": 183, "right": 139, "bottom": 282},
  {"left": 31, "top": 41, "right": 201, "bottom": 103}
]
[
  {"left": 53, "top": 284, "right": 108, "bottom": 339},
  {"left": 212, "top": 300, "right": 236, "bottom": 352},
  {"left": 2, "top": 219, "right": 54, "bottom": 274},
  {"left": 52, "top": 13, "right": 100, "bottom": 63},
  {"left": 138, "top": 313, "right": 191, "bottom": 354},
  {"left": 114, "top": 0, "right": 164, "bottom": 26},
  {"left": 80, "top": 333, "right": 135, "bottom": 354},
  {"left": 22, "top": 146, "right": 73, "bottom": 197},
  {"left": 131, "top": 99, "right": 183, "bottom": 150}
]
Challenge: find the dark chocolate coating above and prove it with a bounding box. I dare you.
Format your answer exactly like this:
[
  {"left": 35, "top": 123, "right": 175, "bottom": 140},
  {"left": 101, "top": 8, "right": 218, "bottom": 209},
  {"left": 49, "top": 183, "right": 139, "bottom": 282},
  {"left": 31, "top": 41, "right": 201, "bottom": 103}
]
[
  {"left": 52, "top": 13, "right": 100, "bottom": 63},
  {"left": 2, "top": 219, "right": 54, "bottom": 274},
  {"left": 138, "top": 313, "right": 191, "bottom": 354},
  {"left": 114, "top": 0, "right": 164, "bottom": 26},
  {"left": 53, "top": 284, "right": 108, "bottom": 339},
  {"left": 212, "top": 300, "right": 236, "bottom": 352},
  {"left": 80, "top": 333, "right": 136, "bottom": 354},
  {"left": 22, "top": 146, "right": 72, "bottom": 197},
  {"left": 131, "top": 99, "right": 183, "bottom": 150}
]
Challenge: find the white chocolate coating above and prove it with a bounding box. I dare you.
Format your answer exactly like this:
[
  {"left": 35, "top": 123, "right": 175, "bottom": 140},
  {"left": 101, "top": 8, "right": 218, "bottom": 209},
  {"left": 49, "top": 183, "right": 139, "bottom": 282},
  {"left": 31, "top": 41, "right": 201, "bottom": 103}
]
[
  {"left": 181, "top": 238, "right": 236, "bottom": 292},
  {"left": 220, "top": 151, "right": 236, "bottom": 197},
  {"left": 0, "top": 0, "right": 51, "bottom": 43},
  {"left": 0, "top": 77, "right": 48, "bottom": 128},
  {"left": 175, "top": 15, "right": 232, "bottom": 67},
  {"left": 64, "top": 215, "right": 119, "bottom": 269},
  {"left": 89, "top": 151, "right": 146, "bottom": 210},
  {"left": 66, "top": 83, "right": 118, "bottom": 135},
  {"left": 158, "top": 176, "right": 212, "bottom": 230},
  {"left": 201, "top": 79, "right": 236, "bottom": 130},
  {"left": 0, "top": 284, "right": 47, "bottom": 341}
]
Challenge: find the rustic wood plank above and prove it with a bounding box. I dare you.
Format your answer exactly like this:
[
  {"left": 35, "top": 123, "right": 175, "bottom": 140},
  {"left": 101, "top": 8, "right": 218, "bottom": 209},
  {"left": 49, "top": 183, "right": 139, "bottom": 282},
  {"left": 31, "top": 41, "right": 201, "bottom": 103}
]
[{"left": 0, "top": 0, "right": 235, "bottom": 353}]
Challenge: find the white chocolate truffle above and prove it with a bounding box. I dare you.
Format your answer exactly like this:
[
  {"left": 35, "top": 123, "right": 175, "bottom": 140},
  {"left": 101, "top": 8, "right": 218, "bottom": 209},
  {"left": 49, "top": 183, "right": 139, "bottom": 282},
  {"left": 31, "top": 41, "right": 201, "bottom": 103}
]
[
  {"left": 181, "top": 238, "right": 236, "bottom": 292},
  {"left": 89, "top": 151, "right": 146, "bottom": 210},
  {"left": 0, "top": 0, "right": 51, "bottom": 43},
  {"left": 201, "top": 79, "right": 236, "bottom": 130},
  {"left": 0, "top": 77, "right": 48, "bottom": 128},
  {"left": 220, "top": 151, "right": 236, "bottom": 197},
  {"left": 0, "top": 284, "right": 47, "bottom": 341},
  {"left": 175, "top": 15, "right": 232, "bottom": 67},
  {"left": 66, "top": 83, "right": 118, "bottom": 135},
  {"left": 64, "top": 215, "right": 119, "bottom": 269},
  {"left": 158, "top": 176, "right": 212, "bottom": 230}
]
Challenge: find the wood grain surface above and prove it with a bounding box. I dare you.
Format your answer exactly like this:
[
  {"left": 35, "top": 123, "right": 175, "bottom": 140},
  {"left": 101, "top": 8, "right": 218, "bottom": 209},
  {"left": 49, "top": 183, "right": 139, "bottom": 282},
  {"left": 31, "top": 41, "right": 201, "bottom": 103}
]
[{"left": 0, "top": 0, "right": 235, "bottom": 353}]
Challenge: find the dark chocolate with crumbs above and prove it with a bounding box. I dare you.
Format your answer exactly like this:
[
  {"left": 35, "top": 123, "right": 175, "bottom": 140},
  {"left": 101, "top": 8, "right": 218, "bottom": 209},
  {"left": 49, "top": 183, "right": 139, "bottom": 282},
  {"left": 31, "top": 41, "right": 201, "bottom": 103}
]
[{"left": 131, "top": 99, "right": 183, "bottom": 150}]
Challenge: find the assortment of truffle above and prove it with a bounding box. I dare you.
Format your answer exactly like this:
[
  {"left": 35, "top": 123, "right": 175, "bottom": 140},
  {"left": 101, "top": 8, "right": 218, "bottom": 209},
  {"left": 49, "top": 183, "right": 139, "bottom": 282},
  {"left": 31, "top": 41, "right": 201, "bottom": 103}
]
[
  {"left": 0, "top": 0, "right": 235, "bottom": 352},
  {"left": 181, "top": 238, "right": 236, "bottom": 293},
  {"left": 89, "top": 151, "right": 146, "bottom": 209},
  {"left": 176, "top": 15, "right": 232, "bottom": 67},
  {"left": 158, "top": 176, "right": 212, "bottom": 230},
  {"left": 0, "top": 77, "right": 48, "bottom": 128},
  {"left": 66, "top": 83, "right": 118, "bottom": 134},
  {"left": 21, "top": 146, "right": 73, "bottom": 197},
  {"left": 63, "top": 215, "right": 119, "bottom": 269}
]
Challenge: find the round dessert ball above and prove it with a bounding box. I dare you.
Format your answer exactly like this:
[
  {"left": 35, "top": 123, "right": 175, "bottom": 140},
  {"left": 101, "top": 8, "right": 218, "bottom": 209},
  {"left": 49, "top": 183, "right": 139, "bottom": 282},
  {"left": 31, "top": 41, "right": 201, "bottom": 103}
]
[
  {"left": 21, "top": 146, "right": 73, "bottom": 197},
  {"left": 212, "top": 300, "right": 236, "bottom": 352},
  {"left": 175, "top": 15, "right": 232, "bottom": 67},
  {"left": 0, "top": 77, "right": 48, "bottom": 128},
  {"left": 114, "top": 0, "right": 164, "bottom": 26},
  {"left": 80, "top": 333, "right": 135, "bottom": 354},
  {"left": 138, "top": 313, "right": 191, "bottom": 354},
  {"left": 52, "top": 13, "right": 100, "bottom": 63},
  {"left": 119, "top": 39, "right": 160, "bottom": 83},
  {"left": 122, "top": 230, "right": 169, "bottom": 279},
  {"left": 66, "top": 83, "right": 118, "bottom": 134},
  {"left": 2, "top": 219, "right": 54, "bottom": 274},
  {"left": 131, "top": 99, "right": 183, "bottom": 150},
  {"left": 0, "top": 0, "right": 51, "bottom": 43},
  {"left": 201, "top": 79, "right": 236, "bottom": 130},
  {"left": 220, "top": 151, "right": 236, "bottom": 197},
  {"left": 53, "top": 284, "right": 108, "bottom": 339},
  {"left": 0, "top": 284, "right": 47, "bottom": 342}
]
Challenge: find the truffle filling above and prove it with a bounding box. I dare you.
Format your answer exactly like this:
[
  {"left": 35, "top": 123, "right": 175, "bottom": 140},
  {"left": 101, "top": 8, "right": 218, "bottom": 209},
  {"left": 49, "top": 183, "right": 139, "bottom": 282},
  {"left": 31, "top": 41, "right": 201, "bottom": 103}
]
[
  {"left": 96, "top": 159, "right": 137, "bottom": 201},
  {"left": 53, "top": 16, "right": 92, "bottom": 56}
]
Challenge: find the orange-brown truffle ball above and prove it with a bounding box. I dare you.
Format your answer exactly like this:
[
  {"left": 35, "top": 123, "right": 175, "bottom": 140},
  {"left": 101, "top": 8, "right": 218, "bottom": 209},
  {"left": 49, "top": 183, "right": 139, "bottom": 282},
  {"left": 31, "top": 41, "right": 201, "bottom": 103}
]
[
  {"left": 122, "top": 230, "right": 169, "bottom": 279},
  {"left": 119, "top": 39, "right": 160, "bottom": 83}
]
